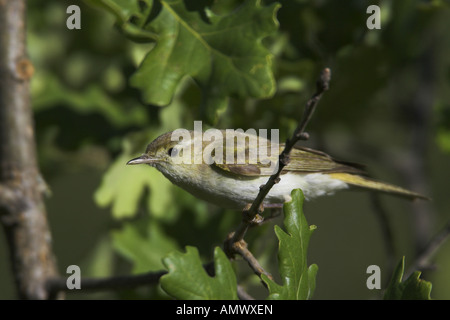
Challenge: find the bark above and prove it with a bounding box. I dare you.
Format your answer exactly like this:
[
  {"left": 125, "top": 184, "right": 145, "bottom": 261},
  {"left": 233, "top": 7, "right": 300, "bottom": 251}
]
[{"left": 0, "top": 0, "right": 60, "bottom": 299}]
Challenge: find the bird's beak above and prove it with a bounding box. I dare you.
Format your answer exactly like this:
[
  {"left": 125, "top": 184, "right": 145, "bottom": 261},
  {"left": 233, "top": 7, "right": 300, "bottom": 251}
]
[{"left": 126, "top": 155, "right": 160, "bottom": 165}]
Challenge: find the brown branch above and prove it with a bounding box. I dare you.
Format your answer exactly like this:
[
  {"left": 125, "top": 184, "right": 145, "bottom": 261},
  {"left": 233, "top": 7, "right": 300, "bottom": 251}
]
[
  {"left": 0, "top": 1, "right": 60, "bottom": 299},
  {"left": 237, "top": 285, "right": 255, "bottom": 300},
  {"left": 47, "top": 263, "right": 213, "bottom": 294},
  {"left": 224, "top": 68, "right": 332, "bottom": 278},
  {"left": 224, "top": 230, "right": 273, "bottom": 281},
  {"left": 46, "top": 261, "right": 256, "bottom": 299},
  {"left": 46, "top": 270, "right": 167, "bottom": 295}
]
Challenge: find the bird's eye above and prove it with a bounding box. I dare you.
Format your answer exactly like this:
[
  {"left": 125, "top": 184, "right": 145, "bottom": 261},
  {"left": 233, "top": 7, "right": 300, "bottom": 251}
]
[{"left": 168, "top": 147, "right": 177, "bottom": 157}]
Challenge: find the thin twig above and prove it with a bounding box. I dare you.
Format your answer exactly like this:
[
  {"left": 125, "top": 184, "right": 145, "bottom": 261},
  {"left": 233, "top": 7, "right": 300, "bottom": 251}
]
[
  {"left": 46, "top": 270, "right": 167, "bottom": 295},
  {"left": 405, "top": 221, "right": 450, "bottom": 278},
  {"left": 237, "top": 285, "right": 255, "bottom": 300},
  {"left": 224, "top": 68, "right": 332, "bottom": 278},
  {"left": 47, "top": 262, "right": 216, "bottom": 296},
  {"left": 224, "top": 231, "right": 273, "bottom": 281}
]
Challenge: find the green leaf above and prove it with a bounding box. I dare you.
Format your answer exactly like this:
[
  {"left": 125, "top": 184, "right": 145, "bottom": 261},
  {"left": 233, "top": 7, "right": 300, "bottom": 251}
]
[
  {"left": 97, "top": 0, "right": 280, "bottom": 122},
  {"left": 262, "top": 189, "right": 318, "bottom": 300},
  {"left": 94, "top": 138, "right": 173, "bottom": 219},
  {"left": 384, "top": 257, "right": 432, "bottom": 300},
  {"left": 160, "top": 246, "right": 238, "bottom": 300},
  {"left": 85, "top": 0, "right": 141, "bottom": 23},
  {"left": 86, "top": 0, "right": 159, "bottom": 41},
  {"left": 112, "top": 218, "right": 179, "bottom": 273},
  {"left": 32, "top": 72, "right": 147, "bottom": 128}
]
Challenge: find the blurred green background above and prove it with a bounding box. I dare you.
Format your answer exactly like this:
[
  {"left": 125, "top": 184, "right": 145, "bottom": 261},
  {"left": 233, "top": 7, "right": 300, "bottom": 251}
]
[{"left": 1, "top": 0, "right": 450, "bottom": 299}]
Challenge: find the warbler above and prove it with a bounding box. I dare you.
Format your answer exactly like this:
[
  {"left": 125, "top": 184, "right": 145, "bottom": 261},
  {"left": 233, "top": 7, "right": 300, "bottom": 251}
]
[{"left": 127, "top": 130, "right": 427, "bottom": 210}]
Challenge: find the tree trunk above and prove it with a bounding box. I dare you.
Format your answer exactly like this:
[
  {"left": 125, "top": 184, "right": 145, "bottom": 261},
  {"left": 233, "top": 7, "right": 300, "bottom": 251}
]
[{"left": 0, "top": 0, "right": 60, "bottom": 299}]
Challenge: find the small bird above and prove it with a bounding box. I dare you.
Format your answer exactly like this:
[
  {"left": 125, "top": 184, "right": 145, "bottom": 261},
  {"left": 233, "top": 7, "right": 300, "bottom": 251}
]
[{"left": 127, "top": 130, "right": 427, "bottom": 210}]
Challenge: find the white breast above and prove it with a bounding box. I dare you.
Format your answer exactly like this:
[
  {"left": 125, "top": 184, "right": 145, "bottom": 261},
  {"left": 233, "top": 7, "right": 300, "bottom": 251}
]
[
  {"left": 266, "top": 172, "right": 349, "bottom": 202},
  {"left": 156, "top": 159, "right": 349, "bottom": 209}
]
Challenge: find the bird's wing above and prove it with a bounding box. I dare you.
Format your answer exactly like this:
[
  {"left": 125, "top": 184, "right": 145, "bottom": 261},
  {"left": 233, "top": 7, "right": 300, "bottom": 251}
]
[
  {"left": 284, "top": 146, "right": 366, "bottom": 174},
  {"left": 211, "top": 140, "right": 366, "bottom": 177}
]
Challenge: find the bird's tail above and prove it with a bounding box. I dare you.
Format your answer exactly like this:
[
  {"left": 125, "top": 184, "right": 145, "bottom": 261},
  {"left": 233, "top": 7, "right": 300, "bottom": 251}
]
[{"left": 328, "top": 173, "right": 429, "bottom": 200}]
